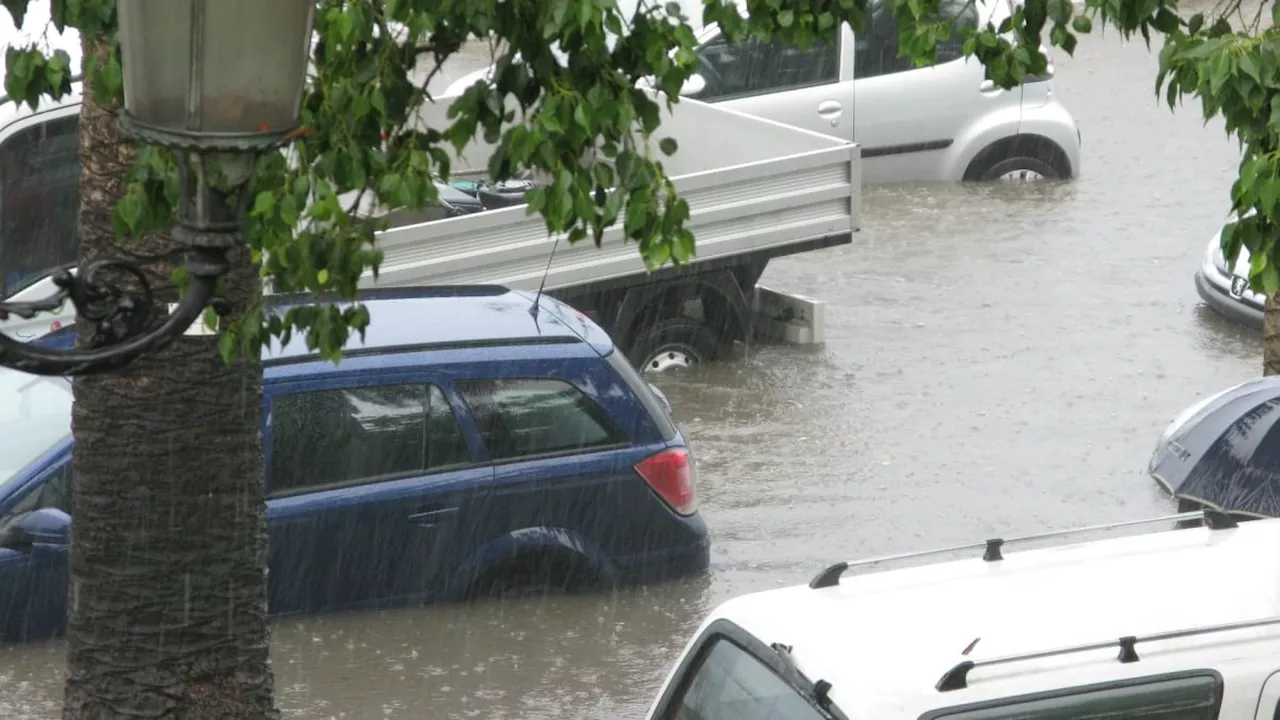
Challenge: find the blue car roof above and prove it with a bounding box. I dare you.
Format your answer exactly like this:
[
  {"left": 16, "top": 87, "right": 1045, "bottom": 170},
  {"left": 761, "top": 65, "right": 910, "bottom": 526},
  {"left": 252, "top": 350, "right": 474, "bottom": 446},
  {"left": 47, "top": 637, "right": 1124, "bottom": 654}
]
[{"left": 33, "top": 286, "right": 616, "bottom": 361}]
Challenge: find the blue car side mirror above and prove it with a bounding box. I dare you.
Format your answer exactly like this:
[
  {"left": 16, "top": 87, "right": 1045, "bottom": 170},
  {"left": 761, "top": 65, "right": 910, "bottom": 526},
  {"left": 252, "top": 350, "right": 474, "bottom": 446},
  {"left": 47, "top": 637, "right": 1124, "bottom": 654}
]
[{"left": 15, "top": 508, "right": 71, "bottom": 547}]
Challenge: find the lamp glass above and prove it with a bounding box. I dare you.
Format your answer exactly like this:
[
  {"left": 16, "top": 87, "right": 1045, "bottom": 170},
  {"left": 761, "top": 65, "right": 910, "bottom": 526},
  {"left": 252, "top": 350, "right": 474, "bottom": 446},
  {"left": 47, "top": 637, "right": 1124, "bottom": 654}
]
[{"left": 117, "top": 0, "right": 315, "bottom": 136}]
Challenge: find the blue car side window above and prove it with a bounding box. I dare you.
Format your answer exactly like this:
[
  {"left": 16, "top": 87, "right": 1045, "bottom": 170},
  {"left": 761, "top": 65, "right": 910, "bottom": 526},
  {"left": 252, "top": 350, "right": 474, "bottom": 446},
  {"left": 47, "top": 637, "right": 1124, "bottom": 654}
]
[
  {"left": 0, "top": 460, "right": 71, "bottom": 546},
  {"left": 455, "top": 378, "right": 624, "bottom": 461},
  {"left": 269, "top": 382, "right": 470, "bottom": 497}
]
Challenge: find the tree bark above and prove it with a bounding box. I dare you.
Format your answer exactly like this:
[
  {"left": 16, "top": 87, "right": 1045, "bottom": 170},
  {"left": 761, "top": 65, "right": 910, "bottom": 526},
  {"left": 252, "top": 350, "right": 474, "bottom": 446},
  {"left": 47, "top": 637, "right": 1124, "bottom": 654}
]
[
  {"left": 62, "top": 35, "right": 277, "bottom": 720},
  {"left": 1266, "top": 293, "right": 1280, "bottom": 377}
]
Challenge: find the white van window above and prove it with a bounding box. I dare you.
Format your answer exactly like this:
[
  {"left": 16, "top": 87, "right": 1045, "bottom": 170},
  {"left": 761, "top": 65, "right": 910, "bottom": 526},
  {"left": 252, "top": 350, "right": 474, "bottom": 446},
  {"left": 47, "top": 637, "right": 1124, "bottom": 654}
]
[
  {"left": 923, "top": 672, "right": 1221, "bottom": 720},
  {"left": 667, "top": 637, "right": 827, "bottom": 720},
  {"left": 0, "top": 115, "right": 80, "bottom": 297}
]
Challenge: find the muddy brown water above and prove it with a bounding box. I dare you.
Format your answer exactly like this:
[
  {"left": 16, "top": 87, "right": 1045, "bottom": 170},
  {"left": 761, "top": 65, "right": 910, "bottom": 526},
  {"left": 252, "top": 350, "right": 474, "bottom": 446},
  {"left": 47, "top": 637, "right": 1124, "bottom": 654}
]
[{"left": 0, "top": 27, "right": 1260, "bottom": 720}]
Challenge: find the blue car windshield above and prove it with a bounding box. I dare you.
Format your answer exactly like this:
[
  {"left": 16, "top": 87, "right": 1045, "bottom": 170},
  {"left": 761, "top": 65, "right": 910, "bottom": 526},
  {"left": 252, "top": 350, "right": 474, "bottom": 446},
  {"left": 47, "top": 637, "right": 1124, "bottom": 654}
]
[{"left": 0, "top": 367, "right": 72, "bottom": 493}]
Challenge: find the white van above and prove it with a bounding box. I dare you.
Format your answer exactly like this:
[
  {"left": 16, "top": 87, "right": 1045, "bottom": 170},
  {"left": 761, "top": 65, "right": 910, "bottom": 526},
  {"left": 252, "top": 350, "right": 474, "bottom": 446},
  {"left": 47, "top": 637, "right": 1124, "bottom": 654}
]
[{"left": 647, "top": 509, "right": 1280, "bottom": 719}]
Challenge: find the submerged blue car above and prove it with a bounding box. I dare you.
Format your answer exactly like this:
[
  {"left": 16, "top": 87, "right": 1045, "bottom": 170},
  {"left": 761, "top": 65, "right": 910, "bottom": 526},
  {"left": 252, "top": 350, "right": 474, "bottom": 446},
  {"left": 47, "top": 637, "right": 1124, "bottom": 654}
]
[{"left": 0, "top": 286, "right": 709, "bottom": 642}]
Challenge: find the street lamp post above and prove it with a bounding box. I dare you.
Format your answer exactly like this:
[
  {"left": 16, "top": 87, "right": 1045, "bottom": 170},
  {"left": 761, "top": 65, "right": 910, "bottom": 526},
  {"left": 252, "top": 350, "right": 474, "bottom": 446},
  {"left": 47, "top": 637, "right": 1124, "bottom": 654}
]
[{"left": 0, "top": 0, "right": 316, "bottom": 377}]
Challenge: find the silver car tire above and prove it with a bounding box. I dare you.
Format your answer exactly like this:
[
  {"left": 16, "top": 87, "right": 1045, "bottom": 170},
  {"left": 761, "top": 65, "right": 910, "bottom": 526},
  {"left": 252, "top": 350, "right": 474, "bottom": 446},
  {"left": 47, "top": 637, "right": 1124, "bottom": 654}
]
[{"left": 975, "top": 155, "right": 1060, "bottom": 182}]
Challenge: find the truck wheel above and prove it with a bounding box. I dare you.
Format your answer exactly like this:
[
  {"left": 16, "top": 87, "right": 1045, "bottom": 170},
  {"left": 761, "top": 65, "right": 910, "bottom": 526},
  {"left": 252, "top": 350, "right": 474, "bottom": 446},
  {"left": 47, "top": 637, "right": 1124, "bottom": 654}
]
[{"left": 628, "top": 317, "right": 720, "bottom": 375}]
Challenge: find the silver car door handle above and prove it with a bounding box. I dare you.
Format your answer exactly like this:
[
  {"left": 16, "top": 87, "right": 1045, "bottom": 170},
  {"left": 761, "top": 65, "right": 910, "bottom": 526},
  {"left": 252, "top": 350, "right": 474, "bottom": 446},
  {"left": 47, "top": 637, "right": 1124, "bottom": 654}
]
[{"left": 817, "top": 100, "right": 843, "bottom": 126}]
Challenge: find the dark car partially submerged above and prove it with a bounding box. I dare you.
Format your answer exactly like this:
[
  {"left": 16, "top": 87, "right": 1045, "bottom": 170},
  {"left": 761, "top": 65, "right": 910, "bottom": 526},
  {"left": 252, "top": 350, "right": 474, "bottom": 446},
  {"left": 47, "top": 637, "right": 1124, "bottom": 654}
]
[{"left": 0, "top": 287, "right": 710, "bottom": 642}]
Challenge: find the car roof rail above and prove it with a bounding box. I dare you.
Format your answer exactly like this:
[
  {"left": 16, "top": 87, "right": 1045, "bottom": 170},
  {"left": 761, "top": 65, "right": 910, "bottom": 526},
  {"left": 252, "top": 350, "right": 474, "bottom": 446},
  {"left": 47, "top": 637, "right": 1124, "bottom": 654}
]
[
  {"left": 935, "top": 612, "right": 1280, "bottom": 692},
  {"left": 808, "top": 509, "right": 1238, "bottom": 590},
  {"left": 267, "top": 285, "right": 512, "bottom": 308}
]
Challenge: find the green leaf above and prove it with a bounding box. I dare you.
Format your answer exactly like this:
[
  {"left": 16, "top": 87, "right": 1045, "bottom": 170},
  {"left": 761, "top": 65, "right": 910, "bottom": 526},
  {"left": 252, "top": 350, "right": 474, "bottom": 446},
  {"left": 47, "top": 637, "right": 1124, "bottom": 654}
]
[
  {"left": 116, "top": 192, "right": 142, "bottom": 231},
  {"left": 1207, "top": 51, "right": 1232, "bottom": 94},
  {"left": 3, "top": 0, "right": 30, "bottom": 30},
  {"left": 1262, "top": 258, "right": 1280, "bottom": 295},
  {"left": 540, "top": 105, "right": 563, "bottom": 133},
  {"left": 203, "top": 306, "right": 221, "bottom": 334},
  {"left": 218, "top": 332, "right": 237, "bottom": 364},
  {"left": 95, "top": 54, "right": 124, "bottom": 104},
  {"left": 1239, "top": 51, "right": 1262, "bottom": 84},
  {"left": 378, "top": 173, "right": 403, "bottom": 197},
  {"left": 643, "top": 241, "right": 672, "bottom": 271},
  {"left": 659, "top": 137, "right": 678, "bottom": 156},
  {"left": 1046, "top": 0, "right": 1073, "bottom": 25},
  {"left": 252, "top": 191, "right": 275, "bottom": 216},
  {"left": 671, "top": 229, "right": 693, "bottom": 263}
]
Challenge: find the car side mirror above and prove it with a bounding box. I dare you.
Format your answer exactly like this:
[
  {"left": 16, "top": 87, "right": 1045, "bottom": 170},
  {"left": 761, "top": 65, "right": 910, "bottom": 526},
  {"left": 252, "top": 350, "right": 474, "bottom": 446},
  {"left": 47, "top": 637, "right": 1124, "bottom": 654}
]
[
  {"left": 14, "top": 508, "right": 71, "bottom": 547},
  {"left": 682, "top": 73, "right": 708, "bottom": 97}
]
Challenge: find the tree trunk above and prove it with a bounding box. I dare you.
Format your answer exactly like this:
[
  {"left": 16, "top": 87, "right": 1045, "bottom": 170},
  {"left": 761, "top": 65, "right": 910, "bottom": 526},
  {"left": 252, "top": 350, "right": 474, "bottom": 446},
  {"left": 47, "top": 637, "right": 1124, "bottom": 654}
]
[
  {"left": 62, "top": 35, "right": 277, "bottom": 720},
  {"left": 1266, "top": 293, "right": 1280, "bottom": 377}
]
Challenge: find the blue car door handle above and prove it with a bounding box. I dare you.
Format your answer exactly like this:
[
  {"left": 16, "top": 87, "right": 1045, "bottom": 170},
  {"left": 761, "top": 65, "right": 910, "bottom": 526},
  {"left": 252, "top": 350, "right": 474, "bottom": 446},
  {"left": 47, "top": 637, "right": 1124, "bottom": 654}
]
[{"left": 407, "top": 506, "right": 459, "bottom": 528}]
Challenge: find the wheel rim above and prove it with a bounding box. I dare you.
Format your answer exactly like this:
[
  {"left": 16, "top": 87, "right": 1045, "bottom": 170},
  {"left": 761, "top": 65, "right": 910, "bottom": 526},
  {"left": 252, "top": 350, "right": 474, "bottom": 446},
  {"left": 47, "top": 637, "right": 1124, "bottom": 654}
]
[
  {"left": 998, "top": 167, "right": 1046, "bottom": 181},
  {"left": 644, "top": 348, "right": 696, "bottom": 374}
]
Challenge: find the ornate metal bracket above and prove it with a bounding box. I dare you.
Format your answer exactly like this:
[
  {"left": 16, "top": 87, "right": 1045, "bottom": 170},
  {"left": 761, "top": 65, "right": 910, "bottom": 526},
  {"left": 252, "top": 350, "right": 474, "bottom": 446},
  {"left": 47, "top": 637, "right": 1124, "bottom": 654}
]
[
  {"left": 0, "top": 110, "right": 286, "bottom": 377},
  {"left": 0, "top": 248, "right": 227, "bottom": 377},
  {"left": 0, "top": 94, "right": 311, "bottom": 378}
]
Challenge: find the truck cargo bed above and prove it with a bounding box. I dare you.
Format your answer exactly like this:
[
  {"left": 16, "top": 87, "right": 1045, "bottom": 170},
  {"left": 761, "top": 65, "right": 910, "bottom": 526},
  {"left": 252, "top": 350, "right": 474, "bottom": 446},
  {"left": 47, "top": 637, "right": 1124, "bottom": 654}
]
[{"left": 366, "top": 94, "right": 861, "bottom": 292}]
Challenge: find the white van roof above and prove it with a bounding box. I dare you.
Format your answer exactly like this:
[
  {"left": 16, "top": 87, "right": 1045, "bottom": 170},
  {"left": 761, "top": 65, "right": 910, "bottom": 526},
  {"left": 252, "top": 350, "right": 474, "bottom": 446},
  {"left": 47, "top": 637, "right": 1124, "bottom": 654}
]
[{"left": 701, "top": 513, "right": 1280, "bottom": 718}]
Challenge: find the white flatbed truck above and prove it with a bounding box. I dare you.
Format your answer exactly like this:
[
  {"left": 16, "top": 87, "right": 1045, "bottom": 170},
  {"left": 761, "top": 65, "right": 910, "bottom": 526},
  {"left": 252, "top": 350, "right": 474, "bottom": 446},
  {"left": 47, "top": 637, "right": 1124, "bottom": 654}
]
[{"left": 0, "top": 24, "right": 860, "bottom": 372}]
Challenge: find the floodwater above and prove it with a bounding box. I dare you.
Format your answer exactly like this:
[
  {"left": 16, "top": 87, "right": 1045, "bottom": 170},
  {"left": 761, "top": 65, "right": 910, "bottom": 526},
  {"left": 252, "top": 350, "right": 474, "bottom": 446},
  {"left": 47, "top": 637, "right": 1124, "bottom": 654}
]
[{"left": 0, "top": 26, "right": 1260, "bottom": 720}]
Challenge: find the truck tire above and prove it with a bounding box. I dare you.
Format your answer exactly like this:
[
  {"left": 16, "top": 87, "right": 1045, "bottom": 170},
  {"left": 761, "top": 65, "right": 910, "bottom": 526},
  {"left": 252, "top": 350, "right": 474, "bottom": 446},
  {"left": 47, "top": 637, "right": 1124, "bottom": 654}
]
[{"left": 627, "top": 317, "right": 720, "bottom": 375}]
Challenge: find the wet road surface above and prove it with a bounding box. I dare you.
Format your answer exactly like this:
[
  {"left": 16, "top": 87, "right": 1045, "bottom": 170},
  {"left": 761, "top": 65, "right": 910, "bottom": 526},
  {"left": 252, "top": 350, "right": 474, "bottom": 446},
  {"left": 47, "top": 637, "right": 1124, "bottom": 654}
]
[{"left": 0, "top": 24, "right": 1262, "bottom": 720}]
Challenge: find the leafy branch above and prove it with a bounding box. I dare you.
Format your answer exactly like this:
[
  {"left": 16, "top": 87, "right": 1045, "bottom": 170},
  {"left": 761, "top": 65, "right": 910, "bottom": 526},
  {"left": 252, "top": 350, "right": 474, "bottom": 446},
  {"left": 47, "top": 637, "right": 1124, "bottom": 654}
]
[{"left": 4, "top": 0, "right": 1259, "bottom": 360}]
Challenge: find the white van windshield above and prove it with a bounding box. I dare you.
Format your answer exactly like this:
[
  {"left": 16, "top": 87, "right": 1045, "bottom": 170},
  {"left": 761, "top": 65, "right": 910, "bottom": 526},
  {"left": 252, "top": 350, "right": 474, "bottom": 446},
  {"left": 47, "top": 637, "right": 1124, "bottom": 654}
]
[
  {"left": 0, "top": 369, "right": 73, "bottom": 494},
  {"left": 0, "top": 2, "right": 83, "bottom": 297},
  {"left": 0, "top": 114, "right": 81, "bottom": 297}
]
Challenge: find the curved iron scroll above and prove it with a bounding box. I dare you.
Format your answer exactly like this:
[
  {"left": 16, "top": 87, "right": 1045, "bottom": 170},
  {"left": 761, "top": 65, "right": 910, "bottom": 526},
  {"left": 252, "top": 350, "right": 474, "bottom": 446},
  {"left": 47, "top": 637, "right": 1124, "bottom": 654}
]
[{"left": 0, "top": 249, "right": 227, "bottom": 377}]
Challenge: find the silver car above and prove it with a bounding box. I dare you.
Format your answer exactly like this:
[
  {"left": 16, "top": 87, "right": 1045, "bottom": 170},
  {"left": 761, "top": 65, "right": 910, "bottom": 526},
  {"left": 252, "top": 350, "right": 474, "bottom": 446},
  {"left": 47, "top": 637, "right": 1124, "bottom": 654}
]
[
  {"left": 1196, "top": 219, "right": 1265, "bottom": 329},
  {"left": 444, "top": 0, "right": 1082, "bottom": 185}
]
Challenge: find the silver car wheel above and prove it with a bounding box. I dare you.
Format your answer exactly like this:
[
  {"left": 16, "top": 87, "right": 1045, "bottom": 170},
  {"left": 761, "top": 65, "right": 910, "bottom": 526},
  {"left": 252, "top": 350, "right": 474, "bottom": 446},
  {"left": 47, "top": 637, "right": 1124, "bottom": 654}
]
[{"left": 998, "top": 168, "right": 1046, "bottom": 181}]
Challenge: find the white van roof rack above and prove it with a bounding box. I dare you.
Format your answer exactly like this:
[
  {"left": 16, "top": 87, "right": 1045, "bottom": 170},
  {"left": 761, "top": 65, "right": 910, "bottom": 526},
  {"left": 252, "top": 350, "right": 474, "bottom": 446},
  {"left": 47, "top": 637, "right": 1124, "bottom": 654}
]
[
  {"left": 935, "top": 612, "right": 1280, "bottom": 692},
  {"left": 808, "top": 509, "right": 1239, "bottom": 590}
]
